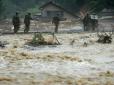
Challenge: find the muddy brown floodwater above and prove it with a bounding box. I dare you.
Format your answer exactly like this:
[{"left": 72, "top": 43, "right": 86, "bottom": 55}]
[{"left": 0, "top": 33, "right": 114, "bottom": 85}]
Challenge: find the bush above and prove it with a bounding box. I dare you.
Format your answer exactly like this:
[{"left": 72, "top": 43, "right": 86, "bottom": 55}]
[{"left": 30, "top": 33, "right": 45, "bottom": 46}]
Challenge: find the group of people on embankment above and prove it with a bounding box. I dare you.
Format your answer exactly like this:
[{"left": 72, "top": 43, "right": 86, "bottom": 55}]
[
  {"left": 12, "top": 12, "right": 31, "bottom": 33},
  {"left": 12, "top": 12, "right": 60, "bottom": 33}
]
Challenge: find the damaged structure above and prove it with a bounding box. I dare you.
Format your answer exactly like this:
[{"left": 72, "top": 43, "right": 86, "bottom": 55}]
[
  {"left": 34, "top": 1, "right": 80, "bottom": 22},
  {"left": 98, "top": 8, "right": 114, "bottom": 20},
  {"left": 97, "top": 8, "right": 114, "bottom": 32}
]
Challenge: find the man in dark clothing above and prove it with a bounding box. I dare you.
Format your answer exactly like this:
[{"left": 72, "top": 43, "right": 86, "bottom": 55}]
[
  {"left": 52, "top": 16, "right": 60, "bottom": 33},
  {"left": 83, "top": 13, "right": 91, "bottom": 31},
  {"left": 91, "top": 19, "right": 98, "bottom": 31},
  {"left": 12, "top": 12, "right": 20, "bottom": 33},
  {"left": 24, "top": 13, "right": 31, "bottom": 33}
]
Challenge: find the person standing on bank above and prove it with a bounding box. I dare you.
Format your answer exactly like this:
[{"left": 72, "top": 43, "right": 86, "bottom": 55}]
[
  {"left": 52, "top": 15, "right": 60, "bottom": 33},
  {"left": 83, "top": 13, "right": 91, "bottom": 31},
  {"left": 24, "top": 13, "right": 32, "bottom": 33},
  {"left": 12, "top": 12, "right": 20, "bottom": 33}
]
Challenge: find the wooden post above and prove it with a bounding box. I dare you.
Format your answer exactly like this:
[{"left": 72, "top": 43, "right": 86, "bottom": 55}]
[{"left": 52, "top": 33, "right": 60, "bottom": 45}]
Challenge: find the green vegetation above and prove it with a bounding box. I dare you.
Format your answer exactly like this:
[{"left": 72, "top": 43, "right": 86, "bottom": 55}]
[
  {"left": 0, "top": 0, "right": 3, "bottom": 18},
  {"left": 30, "top": 33, "right": 45, "bottom": 46},
  {"left": 54, "top": 0, "right": 114, "bottom": 12},
  {"left": 0, "top": 0, "right": 114, "bottom": 18}
]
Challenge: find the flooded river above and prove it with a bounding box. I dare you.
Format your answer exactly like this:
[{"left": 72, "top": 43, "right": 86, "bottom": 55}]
[{"left": 0, "top": 33, "right": 114, "bottom": 85}]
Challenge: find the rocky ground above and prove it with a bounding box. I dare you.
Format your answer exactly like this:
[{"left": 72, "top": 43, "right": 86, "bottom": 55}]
[{"left": 0, "top": 33, "right": 114, "bottom": 85}]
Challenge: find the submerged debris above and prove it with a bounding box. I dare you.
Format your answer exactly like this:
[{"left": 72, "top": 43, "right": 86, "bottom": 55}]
[
  {"left": 83, "top": 42, "right": 88, "bottom": 47},
  {"left": 99, "top": 71, "right": 114, "bottom": 77},
  {"left": 70, "top": 39, "right": 75, "bottom": 46},
  {"left": 97, "top": 33, "right": 112, "bottom": 44},
  {"left": 0, "top": 41, "right": 8, "bottom": 48},
  {"left": 27, "top": 33, "right": 61, "bottom": 46}
]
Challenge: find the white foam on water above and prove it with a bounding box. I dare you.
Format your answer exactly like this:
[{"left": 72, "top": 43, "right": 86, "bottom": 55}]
[
  {"left": 0, "top": 57, "right": 8, "bottom": 68},
  {"left": 7, "top": 60, "right": 100, "bottom": 77},
  {"left": 24, "top": 45, "right": 76, "bottom": 53}
]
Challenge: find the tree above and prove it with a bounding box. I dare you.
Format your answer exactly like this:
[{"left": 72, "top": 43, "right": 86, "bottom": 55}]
[{"left": 0, "top": 0, "right": 3, "bottom": 17}]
